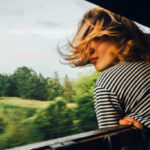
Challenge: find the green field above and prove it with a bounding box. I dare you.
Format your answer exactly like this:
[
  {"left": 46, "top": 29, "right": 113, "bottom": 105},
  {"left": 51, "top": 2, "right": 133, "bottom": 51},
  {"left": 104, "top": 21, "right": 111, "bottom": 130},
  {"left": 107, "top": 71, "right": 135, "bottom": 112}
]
[
  {"left": 0, "top": 97, "right": 78, "bottom": 149},
  {"left": 0, "top": 70, "right": 98, "bottom": 149},
  {"left": 0, "top": 97, "right": 52, "bottom": 108},
  {"left": 0, "top": 97, "right": 77, "bottom": 109},
  {"left": 0, "top": 97, "right": 39, "bottom": 120}
]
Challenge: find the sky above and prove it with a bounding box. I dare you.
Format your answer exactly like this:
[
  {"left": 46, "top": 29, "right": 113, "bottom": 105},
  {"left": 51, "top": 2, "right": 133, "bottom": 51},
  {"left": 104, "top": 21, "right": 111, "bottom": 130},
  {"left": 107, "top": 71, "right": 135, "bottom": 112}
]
[
  {"left": 0, "top": 0, "right": 150, "bottom": 80},
  {"left": 0, "top": 0, "right": 97, "bottom": 80}
]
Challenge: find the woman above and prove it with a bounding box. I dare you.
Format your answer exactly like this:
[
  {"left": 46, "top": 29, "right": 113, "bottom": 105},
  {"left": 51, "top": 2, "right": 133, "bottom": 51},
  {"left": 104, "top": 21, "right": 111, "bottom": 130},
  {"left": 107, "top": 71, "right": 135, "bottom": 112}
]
[{"left": 60, "top": 7, "right": 150, "bottom": 131}]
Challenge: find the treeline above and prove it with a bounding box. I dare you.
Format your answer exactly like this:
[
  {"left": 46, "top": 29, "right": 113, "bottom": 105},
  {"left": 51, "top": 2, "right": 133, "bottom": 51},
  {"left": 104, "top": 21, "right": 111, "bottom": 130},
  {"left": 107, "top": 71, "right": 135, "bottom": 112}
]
[
  {"left": 0, "top": 69, "right": 101, "bottom": 149},
  {"left": 0, "top": 66, "right": 74, "bottom": 101}
]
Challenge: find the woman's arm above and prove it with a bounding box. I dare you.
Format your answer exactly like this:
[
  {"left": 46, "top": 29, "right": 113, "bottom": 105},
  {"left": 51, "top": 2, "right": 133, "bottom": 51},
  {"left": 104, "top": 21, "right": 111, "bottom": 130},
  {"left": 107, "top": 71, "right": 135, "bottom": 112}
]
[
  {"left": 120, "top": 89, "right": 150, "bottom": 130},
  {"left": 94, "top": 86, "right": 124, "bottom": 128},
  {"left": 94, "top": 86, "right": 149, "bottom": 130}
]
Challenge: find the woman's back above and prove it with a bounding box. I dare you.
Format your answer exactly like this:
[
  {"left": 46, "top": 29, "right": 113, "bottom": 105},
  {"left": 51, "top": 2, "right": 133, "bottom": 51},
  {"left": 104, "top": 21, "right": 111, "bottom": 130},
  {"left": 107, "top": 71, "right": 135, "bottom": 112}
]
[{"left": 94, "top": 61, "right": 150, "bottom": 129}]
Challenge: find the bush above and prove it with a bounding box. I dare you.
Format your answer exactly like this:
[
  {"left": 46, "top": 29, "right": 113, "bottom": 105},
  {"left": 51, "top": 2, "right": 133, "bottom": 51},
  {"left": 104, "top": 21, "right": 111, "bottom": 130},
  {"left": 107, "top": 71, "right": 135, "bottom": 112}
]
[
  {"left": 0, "top": 117, "right": 6, "bottom": 133},
  {"left": 32, "top": 99, "right": 76, "bottom": 140},
  {"left": 72, "top": 71, "right": 100, "bottom": 132}
]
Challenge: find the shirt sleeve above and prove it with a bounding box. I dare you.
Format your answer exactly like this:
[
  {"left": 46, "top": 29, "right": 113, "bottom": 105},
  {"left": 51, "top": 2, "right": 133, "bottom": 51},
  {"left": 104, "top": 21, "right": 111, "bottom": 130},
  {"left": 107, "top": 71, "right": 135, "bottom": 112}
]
[
  {"left": 127, "top": 89, "right": 150, "bottom": 128},
  {"left": 94, "top": 86, "right": 124, "bottom": 129}
]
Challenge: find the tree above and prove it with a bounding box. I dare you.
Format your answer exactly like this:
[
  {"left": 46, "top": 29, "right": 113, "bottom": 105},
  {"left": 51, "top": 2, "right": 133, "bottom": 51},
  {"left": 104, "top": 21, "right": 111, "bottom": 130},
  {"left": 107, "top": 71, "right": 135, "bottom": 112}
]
[
  {"left": 54, "top": 71, "right": 59, "bottom": 82},
  {"left": 7, "top": 75, "right": 17, "bottom": 96},
  {"left": 46, "top": 72, "right": 64, "bottom": 100},
  {"left": 26, "top": 73, "right": 47, "bottom": 100},
  {"left": 72, "top": 71, "right": 100, "bottom": 132},
  {"left": 0, "top": 74, "right": 7, "bottom": 96},
  {"left": 11, "top": 66, "right": 47, "bottom": 100},
  {"left": 0, "top": 74, "right": 12, "bottom": 96},
  {"left": 63, "top": 75, "right": 74, "bottom": 102},
  {"left": 11, "top": 66, "right": 34, "bottom": 97},
  {"left": 32, "top": 99, "right": 75, "bottom": 140}
]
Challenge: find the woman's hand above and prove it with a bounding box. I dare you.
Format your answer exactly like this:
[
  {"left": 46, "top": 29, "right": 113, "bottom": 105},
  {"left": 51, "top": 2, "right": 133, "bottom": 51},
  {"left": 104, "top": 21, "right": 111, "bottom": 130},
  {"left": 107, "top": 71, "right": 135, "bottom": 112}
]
[{"left": 119, "top": 116, "right": 144, "bottom": 130}]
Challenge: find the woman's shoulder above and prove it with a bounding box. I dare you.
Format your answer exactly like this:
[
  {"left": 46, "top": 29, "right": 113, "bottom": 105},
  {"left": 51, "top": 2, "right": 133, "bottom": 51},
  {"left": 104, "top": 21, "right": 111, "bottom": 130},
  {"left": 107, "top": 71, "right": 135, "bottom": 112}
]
[
  {"left": 95, "top": 60, "right": 150, "bottom": 87},
  {"left": 103, "top": 60, "right": 150, "bottom": 75}
]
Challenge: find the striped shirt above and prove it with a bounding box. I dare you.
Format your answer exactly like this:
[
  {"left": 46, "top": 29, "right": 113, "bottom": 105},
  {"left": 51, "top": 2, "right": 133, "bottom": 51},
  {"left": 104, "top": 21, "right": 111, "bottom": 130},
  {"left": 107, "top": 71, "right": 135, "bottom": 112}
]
[{"left": 94, "top": 61, "right": 150, "bottom": 129}]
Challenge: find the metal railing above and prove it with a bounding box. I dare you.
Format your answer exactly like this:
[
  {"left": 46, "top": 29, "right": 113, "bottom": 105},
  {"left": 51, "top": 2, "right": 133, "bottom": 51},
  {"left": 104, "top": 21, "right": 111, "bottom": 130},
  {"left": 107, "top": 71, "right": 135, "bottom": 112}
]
[{"left": 7, "top": 126, "right": 147, "bottom": 150}]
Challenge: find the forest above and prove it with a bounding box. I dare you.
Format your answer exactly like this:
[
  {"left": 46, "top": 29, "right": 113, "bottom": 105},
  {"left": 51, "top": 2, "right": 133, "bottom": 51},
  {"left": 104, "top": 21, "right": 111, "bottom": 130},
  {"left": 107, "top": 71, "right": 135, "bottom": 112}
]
[{"left": 0, "top": 66, "right": 101, "bottom": 149}]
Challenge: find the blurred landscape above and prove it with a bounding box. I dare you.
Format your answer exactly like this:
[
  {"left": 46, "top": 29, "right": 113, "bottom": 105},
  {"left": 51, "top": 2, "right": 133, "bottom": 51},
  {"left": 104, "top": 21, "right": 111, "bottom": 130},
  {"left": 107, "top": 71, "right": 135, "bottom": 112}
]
[
  {"left": 0, "top": 66, "right": 100, "bottom": 149},
  {"left": 0, "top": 0, "right": 98, "bottom": 148}
]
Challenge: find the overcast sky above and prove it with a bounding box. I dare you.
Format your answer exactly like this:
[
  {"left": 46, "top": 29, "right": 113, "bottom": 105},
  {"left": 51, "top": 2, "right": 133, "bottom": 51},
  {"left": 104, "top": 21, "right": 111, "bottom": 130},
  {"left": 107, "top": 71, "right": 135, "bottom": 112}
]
[
  {"left": 0, "top": 0, "right": 149, "bottom": 80},
  {"left": 0, "top": 0, "right": 97, "bottom": 80}
]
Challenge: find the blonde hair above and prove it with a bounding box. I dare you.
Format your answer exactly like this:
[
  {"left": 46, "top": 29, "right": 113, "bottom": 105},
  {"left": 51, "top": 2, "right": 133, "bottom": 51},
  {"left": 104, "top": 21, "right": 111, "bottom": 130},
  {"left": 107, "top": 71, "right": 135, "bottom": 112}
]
[{"left": 59, "top": 7, "right": 150, "bottom": 67}]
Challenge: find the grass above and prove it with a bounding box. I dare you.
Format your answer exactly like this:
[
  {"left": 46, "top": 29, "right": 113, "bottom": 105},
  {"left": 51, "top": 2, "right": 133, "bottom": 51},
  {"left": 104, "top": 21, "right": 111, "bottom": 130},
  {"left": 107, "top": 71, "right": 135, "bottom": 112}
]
[
  {"left": 0, "top": 97, "right": 51, "bottom": 108},
  {"left": 0, "top": 97, "right": 78, "bottom": 109},
  {"left": 67, "top": 103, "right": 78, "bottom": 108},
  {"left": 0, "top": 102, "right": 37, "bottom": 122},
  {"left": 0, "top": 97, "right": 78, "bottom": 149}
]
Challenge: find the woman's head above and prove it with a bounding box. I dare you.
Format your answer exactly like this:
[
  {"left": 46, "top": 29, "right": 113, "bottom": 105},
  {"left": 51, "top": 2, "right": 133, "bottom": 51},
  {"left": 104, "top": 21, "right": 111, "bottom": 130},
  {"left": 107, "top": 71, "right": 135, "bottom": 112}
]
[
  {"left": 60, "top": 7, "right": 150, "bottom": 71},
  {"left": 88, "top": 39, "right": 116, "bottom": 71}
]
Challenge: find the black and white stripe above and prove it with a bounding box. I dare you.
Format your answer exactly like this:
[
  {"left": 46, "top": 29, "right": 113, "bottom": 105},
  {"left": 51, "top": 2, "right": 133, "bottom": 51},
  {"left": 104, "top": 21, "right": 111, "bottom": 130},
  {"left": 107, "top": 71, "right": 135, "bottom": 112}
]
[{"left": 94, "top": 61, "right": 150, "bottom": 129}]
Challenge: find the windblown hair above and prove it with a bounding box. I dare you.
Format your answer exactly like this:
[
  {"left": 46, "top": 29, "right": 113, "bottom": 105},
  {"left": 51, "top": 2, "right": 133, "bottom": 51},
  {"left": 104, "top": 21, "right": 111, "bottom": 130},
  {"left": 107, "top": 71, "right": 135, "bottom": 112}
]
[{"left": 59, "top": 7, "right": 150, "bottom": 67}]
